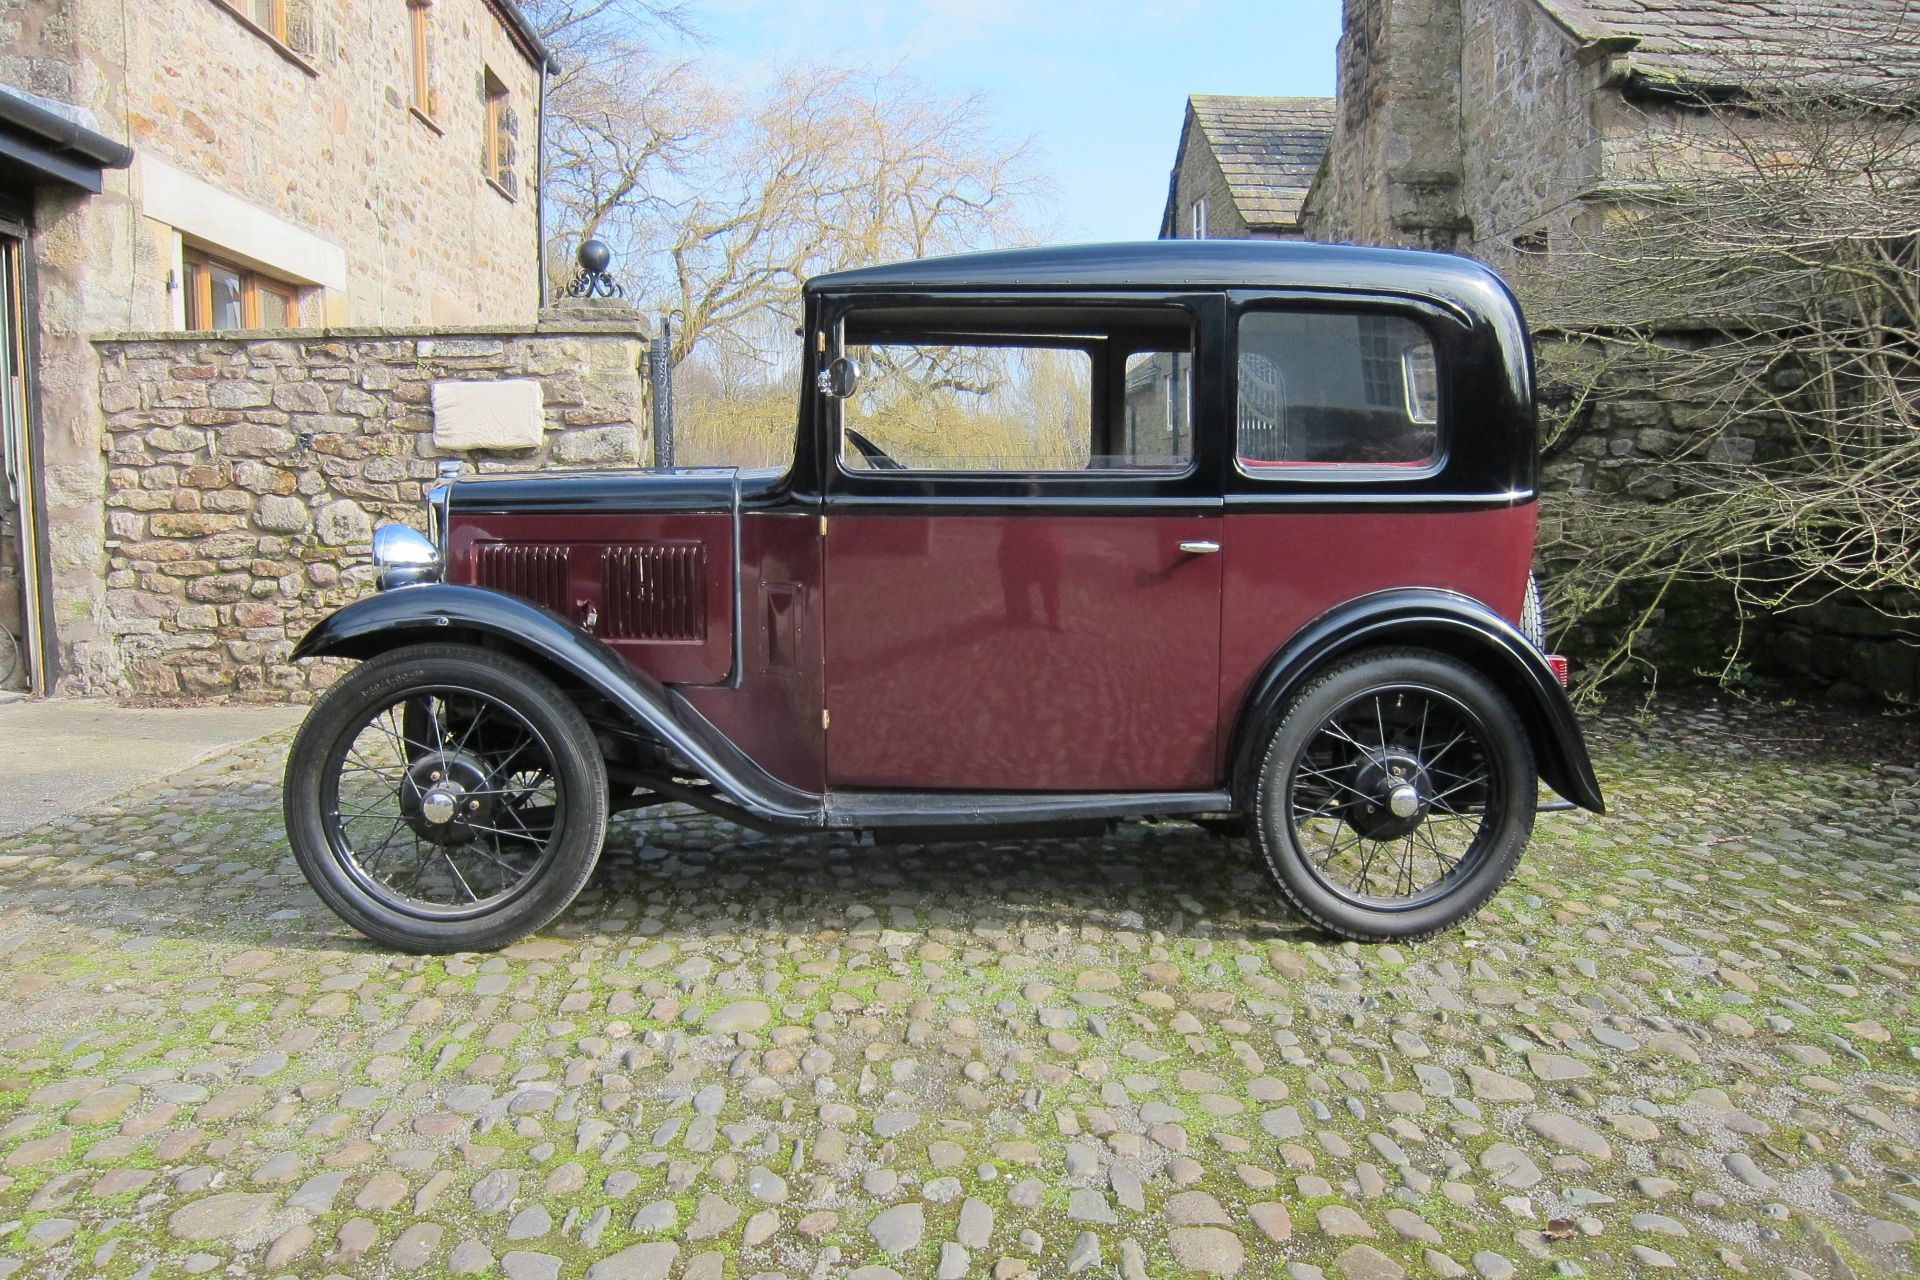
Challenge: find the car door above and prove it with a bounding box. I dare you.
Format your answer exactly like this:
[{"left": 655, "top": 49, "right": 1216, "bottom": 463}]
[{"left": 819, "top": 294, "right": 1226, "bottom": 793}]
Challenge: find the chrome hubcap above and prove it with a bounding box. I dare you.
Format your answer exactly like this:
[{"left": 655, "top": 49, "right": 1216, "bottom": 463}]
[
  {"left": 323, "top": 686, "right": 565, "bottom": 920},
  {"left": 420, "top": 787, "right": 460, "bottom": 825},
  {"left": 1283, "top": 684, "right": 1498, "bottom": 907}
]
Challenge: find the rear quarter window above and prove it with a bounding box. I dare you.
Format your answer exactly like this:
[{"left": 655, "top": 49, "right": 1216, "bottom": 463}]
[{"left": 1237, "top": 311, "right": 1440, "bottom": 472}]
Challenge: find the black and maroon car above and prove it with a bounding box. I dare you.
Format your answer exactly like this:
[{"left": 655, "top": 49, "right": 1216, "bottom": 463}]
[{"left": 283, "top": 240, "right": 1603, "bottom": 953}]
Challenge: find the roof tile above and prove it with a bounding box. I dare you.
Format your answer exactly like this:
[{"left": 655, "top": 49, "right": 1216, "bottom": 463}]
[
  {"left": 1186, "top": 95, "right": 1335, "bottom": 230},
  {"left": 1538, "top": 0, "right": 1920, "bottom": 90}
]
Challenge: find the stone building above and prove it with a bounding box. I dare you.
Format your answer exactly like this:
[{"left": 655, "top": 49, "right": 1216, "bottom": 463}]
[
  {"left": 1299, "top": 0, "right": 1920, "bottom": 262},
  {"left": 1159, "top": 96, "right": 1334, "bottom": 240},
  {"left": 0, "top": 0, "right": 554, "bottom": 695}
]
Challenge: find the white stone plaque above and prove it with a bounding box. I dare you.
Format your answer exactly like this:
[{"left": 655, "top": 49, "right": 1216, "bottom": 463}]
[{"left": 430, "top": 379, "right": 545, "bottom": 451}]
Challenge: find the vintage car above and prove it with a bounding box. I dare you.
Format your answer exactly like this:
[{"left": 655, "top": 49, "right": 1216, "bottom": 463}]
[{"left": 282, "top": 240, "right": 1604, "bottom": 954}]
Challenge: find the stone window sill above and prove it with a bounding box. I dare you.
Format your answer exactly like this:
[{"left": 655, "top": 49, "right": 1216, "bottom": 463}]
[
  {"left": 486, "top": 175, "right": 517, "bottom": 203},
  {"left": 409, "top": 105, "right": 444, "bottom": 136},
  {"left": 210, "top": 1, "right": 320, "bottom": 78}
]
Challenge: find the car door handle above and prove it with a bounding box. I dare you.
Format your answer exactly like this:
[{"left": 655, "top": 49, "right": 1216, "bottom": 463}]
[{"left": 1178, "top": 540, "right": 1221, "bottom": 555}]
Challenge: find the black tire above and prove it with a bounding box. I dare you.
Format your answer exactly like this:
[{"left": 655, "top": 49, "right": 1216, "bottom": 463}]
[
  {"left": 284, "top": 643, "right": 609, "bottom": 953},
  {"left": 1252, "top": 647, "right": 1534, "bottom": 942}
]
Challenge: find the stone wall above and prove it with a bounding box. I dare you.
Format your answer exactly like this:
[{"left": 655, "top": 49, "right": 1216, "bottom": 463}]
[
  {"left": 1305, "top": 0, "right": 1622, "bottom": 254},
  {"left": 1454, "top": 0, "right": 1611, "bottom": 260},
  {"left": 88, "top": 316, "right": 650, "bottom": 701},
  {"left": 1525, "top": 335, "right": 1920, "bottom": 704},
  {"left": 1761, "top": 595, "right": 1920, "bottom": 705},
  {"left": 1528, "top": 336, "right": 1788, "bottom": 678},
  {"left": 12, "top": 0, "right": 544, "bottom": 335},
  {"left": 1306, "top": 0, "right": 1471, "bottom": 249},
  {"left": 109, "top": 0, "right": 544, "bottom": 328}
]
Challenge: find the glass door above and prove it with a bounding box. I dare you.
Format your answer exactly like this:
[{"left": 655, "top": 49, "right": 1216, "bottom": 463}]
[{"left": 0, "top": 235, "right": 42, "bottom": 693}]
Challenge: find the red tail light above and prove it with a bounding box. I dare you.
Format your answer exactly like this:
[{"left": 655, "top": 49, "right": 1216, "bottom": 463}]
[{"left": 1546, "top": 654, "right": 1569, "bottom": 687}]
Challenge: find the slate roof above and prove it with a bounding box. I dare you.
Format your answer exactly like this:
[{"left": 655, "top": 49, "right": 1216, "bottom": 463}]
[
  {"left": 1162, "top": 96, "right": 1335, "bottom": 235},
  {"left": 1536, "top": 0, "right": 1920, "bottom": 93}
]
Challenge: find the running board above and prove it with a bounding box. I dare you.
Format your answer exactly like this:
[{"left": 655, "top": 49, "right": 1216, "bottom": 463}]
[
  {"left": 638, "top": 772, "right": 1234, "bottom": 835},
  {"left": 825, "top": 789, "right": 1233, "bottom": 830},
  {"left": 1538, "top": 797, "right": 1578, "bottom": 813}
]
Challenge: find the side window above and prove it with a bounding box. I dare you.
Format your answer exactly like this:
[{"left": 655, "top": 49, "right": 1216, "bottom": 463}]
[
  {"left": 1236, "top": 311, "right": 1439, "bottom": 469},
  {"left": 840, "top": 316, "right": 1193, "bottom": 474},
  {"left": 1122, "top": 351, "right": 1192, "bottom": 467}
]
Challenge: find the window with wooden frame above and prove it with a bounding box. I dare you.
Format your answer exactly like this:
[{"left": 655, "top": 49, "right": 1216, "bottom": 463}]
[
  {"left": 483, "top": 69, "right": 518, "bottom": 197},
  {"left": 184, "top": 251, "right": 302, "bottom": 331},
  {"left": 226, "top": 0, "right": 286, "bottom": 41},
  {"left": 213, "top": 0, "right": 316, "bottom": 63},
  {"left": 408, "top": 1, "right": 434, "bottom": 118}
]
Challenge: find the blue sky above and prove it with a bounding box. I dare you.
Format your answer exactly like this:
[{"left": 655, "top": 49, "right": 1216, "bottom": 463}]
[{"left": 672, "top": 1, "right": 1343, "bottom": 242}]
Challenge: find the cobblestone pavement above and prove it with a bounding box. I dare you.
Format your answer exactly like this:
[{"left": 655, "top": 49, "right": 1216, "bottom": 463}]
[{"left": 1, "top": 700, "right": 1916, "bottom": 1280}]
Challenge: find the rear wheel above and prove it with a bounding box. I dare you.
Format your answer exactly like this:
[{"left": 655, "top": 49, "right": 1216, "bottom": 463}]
[
  {"left": 284, "top": 644, "right": 608, "bottom": 953},
  {"left": 1252, "top": 648, "right": 1534, "bottom": 941}
]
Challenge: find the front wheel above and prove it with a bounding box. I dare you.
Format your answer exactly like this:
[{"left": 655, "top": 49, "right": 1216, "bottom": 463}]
[
  {"left": 284, "top": 644, "right": 609, "bottom": 953},
  {"left": 1252, "top": 648, "right": 1535, "bottom": 942}
]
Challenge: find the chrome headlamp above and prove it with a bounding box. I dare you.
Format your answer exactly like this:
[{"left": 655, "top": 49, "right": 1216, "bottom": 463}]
[
  {"left": 371, "top": 523, "right": 440, "bottom": 590},
  {"left": 372, "top": 463, "right": 457, "bottom": 591}
]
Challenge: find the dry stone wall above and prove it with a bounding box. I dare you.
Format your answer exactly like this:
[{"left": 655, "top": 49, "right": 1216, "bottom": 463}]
[
  {"left": 90, "top": 315, "right": 649, "bottom": 700},
  {"left": 1528, "top": 337, "right": 1920, "bottom": 704}
]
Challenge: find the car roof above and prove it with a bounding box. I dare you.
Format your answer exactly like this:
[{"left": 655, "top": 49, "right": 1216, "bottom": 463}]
[{"left": 805, "top": 240, "right": 1517, "bottom": 315}]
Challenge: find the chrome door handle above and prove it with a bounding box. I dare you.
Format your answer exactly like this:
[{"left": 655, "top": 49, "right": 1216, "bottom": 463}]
[{"left": 1178, "top": 540, "right": 1221, "bottom": 554}]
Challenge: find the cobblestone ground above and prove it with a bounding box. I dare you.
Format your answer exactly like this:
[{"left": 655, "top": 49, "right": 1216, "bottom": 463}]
[{"left": 1, "top": 700, "right": 1917, "bottom": 1280}]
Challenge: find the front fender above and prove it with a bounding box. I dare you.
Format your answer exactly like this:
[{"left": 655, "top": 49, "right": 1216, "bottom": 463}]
[
  {"left": 292, "top": 585, "right": 822, "bottom": 828},
  {"left": 1229, "top": 589, "right": 1605, "bottom": 814}
]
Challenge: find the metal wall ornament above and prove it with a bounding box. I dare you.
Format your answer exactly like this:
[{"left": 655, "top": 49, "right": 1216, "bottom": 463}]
[{"left": 563, "top": 238, "right": 624, "bottom": 299}]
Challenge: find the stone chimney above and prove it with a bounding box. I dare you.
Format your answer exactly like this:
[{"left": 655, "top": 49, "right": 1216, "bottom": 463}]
[{"left": 1309, "top": 0, "right": 1471, "bottom": 250}]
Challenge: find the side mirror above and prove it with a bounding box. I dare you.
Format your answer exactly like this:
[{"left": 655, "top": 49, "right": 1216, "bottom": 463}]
[{"left": 815, "top": 356, "right": 860, "bottom": 399}]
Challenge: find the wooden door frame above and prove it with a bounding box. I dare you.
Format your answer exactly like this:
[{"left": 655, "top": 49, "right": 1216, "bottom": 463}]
[{"left": 0, "top": 209, "right": 56, "bottom": 694}]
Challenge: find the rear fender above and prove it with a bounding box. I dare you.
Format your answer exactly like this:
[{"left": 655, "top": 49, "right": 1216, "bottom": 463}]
[
  {"left": 291, "top": 584, "right": 821, "bottom": 827},
  {"left": 1228, "top": 589, "right": 1605, "bottom": 814}
]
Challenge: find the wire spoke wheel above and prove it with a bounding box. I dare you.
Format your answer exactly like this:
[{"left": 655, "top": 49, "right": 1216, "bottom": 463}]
[
  {"left": 1254, "top": 649, "right": 1534, "bottom": 942},
  {"left": 1285, "top": 684, "right": 1497, "bottom": 909},
  {"left": 324, "top": 687, "right": 563, "bottom": 918},
  {"left": 285, "top": 645, "right": 609, "bottom": 952}
]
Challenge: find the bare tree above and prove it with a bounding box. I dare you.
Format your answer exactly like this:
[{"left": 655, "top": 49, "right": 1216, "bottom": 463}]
[
  {"left": 518, "top": 1, "right": 700, "bottom": 295},
  {"left": 640, "top": 65, "right": 1043, "bottom": 367},
  {"left": 523, "top": 4, "right": 1042, "bottom": 367},
  {"left": 1515, "top": 79, "right": 1920, "bottom": 694}
]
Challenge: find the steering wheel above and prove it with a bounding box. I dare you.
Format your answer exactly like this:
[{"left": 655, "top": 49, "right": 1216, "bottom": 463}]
[{"left": 845, "top": 427, "right": 906, "bottom": 471}]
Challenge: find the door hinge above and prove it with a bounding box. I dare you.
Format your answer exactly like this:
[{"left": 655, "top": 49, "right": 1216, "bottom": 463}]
[
  {"left": 821, "top": 708, "right": 831, "bottom": 731},
  {"left": 819, "top": 515, "right": 828, "bottom": 538}
]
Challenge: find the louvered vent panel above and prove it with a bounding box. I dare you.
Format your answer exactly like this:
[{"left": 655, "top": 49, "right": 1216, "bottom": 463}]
[
  {"left": 601, "top": 543, "right": 707, "bottom": 642},
  {"left": 473, "top": 543, "right": 570, "bottom": 614}
]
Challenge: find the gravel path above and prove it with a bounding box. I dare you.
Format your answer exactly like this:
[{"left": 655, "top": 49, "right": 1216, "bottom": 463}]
[{"left": 0, "top": 698, "right": 1915, "bottom": 1279}]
